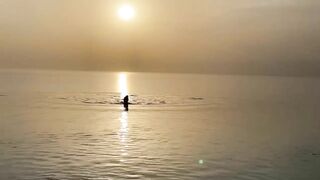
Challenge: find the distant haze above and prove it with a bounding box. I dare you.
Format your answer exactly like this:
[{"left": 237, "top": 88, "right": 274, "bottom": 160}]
[{"left": 1, "top": 0, "right": 320, "bottom": 76}]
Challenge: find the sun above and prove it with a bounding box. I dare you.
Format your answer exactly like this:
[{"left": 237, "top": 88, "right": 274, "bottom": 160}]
[{"left": 118, "top": 4, "right": 135, "bottom": 21}]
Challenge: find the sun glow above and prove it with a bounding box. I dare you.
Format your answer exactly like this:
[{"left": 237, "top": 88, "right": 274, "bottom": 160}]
[
  {"left": 118, "top": 4, "right": 135, "bottom": 21},
  {"left": 118, "top": 73, "right": 128, "bottom": 99}
]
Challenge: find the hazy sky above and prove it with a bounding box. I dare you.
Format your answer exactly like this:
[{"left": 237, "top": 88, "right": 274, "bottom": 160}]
[{"left": 1, "top": 0, "right": 320, "bottom": 75}]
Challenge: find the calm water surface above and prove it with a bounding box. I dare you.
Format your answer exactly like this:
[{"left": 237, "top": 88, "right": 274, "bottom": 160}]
[{"left": 0, "top": 69, "right": 320, "bottom": 179}]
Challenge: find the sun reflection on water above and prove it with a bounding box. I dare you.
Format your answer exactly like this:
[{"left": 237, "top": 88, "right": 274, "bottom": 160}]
[
  {"left": 118, "top": 72, "right": 130, "bottom": 162},
  {"left": 119, "top": 111, "right": 128, "bottom": 141},
  {"left": 118, "top": 73, "right": 128, "bottom": 99},
  {"left": 119, "top": 111, "right": 129, "bottom": 162}
]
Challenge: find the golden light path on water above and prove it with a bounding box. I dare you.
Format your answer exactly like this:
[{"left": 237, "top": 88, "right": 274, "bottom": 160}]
[
  {"left": 118, "top": 73, "right": 129, "bottom": 162},
  {"left": 119, "top": 111, "right": 129, "bottom": 162},
  {"left": 118, "top": 72, "right": 128, "bottom": 99}
]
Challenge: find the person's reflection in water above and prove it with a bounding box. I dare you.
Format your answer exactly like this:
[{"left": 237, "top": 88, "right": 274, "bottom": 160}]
[{"left": 123, "top": 95, "right": 129, "bottom": 111}]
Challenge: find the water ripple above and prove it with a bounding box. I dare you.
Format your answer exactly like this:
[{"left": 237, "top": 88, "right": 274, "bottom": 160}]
[{"left": 45, "top": 92, "right": 221, "bottom": 111}]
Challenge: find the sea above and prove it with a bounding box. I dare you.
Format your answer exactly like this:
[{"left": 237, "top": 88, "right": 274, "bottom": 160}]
[{"left": 0, "top": 69, "right": 319, "bottom": 180}]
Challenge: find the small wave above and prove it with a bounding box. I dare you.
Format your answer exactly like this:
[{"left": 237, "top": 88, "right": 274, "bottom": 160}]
[{"left": 189, "top": 97, "right": 204, "bottom": 100}]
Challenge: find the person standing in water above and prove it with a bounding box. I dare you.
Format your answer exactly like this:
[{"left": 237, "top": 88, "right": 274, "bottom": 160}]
[{"left": 123, "top": 95, "right": 129, "bottom": 111}]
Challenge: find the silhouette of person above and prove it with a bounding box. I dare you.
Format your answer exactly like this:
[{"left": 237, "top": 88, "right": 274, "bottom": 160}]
[{"left": 123, "top": 95, "right": 129, "bottom": 111}]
